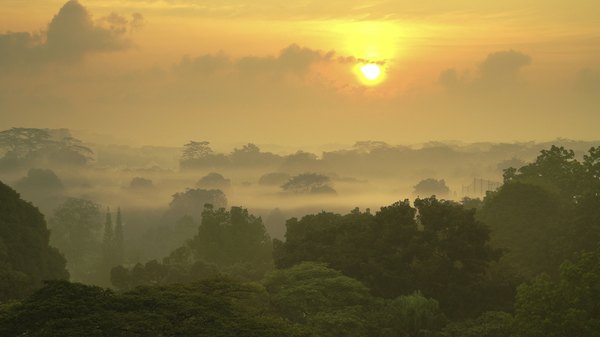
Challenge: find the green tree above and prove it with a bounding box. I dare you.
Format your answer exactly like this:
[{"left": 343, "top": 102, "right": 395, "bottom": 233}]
[
  {"left": 0, "top": 181, "right": 68, "bottom": 301},
  {"left": 413, "top": 197, "right": 501, "bottom": 317},
  {"left": 442, "top": 311, "right": 514, "bottom": 337},
  {"left": 263, "top": 262, "right": 376, "bottom": 337},
  {"left": 481, "top": 146, "right": 600, "bottom": 277},
  {"left": 478, "top": 182, "right": 564, "bottom": 277},
  {"left": 0, "top": 278, "right": 310, "bottom": 337},
  {"left": 514, "top": 245, "right": 600, "bottom": 337},
  {"left": 189, "top": 205, "right": 273, "bottom": 279},
  {"left": 49, "top": 198, "right": 103, "bottom": 284},
  {"left": 274, "top": 198, "right": 500, "bottom": 318},
  {"left": 377, "top": 292, "right": 447, "bottom": 337},
  {"left": 503, "top": 145, "right": 585, "bottom": 199}
]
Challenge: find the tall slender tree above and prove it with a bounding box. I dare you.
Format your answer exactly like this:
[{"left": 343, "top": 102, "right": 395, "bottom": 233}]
[
  {"left": 101, "top": 208, "right": 114, "bottom": 286},
  {"left": 114, "top": 207, "right": 124, "bottom": 265},
  {"left": 103, "top": 208, "right": 113, "bottom": 247}
]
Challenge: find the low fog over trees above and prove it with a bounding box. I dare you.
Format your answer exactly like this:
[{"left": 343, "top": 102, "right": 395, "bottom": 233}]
[
  {"left": 0, "top": 128, "right": 93, "bottom": 170},
  {"left": 48, "top": 198, "right": 103, "bottom": 284},
  {"left": 1, "top": 130, "right": 599, "bottom": 336},
  {"left": 164, "top": 188, "right": 227, "bottom": 222},
  {"left": 196, "top": 172, "right": 231, "bottom": 190},
  {"left": 281, "top": 173, "right": 336, "bottom": 194}
]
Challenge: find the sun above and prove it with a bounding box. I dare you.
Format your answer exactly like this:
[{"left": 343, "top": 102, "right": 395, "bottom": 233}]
[
  {"left": 354, "top": 63, "right": 384, "bottom": 86},
  {"left": 360, "top": 64, "right": 381, "bottom": 81}
]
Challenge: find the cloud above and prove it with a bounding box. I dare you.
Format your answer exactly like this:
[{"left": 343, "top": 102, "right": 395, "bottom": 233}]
[
  {"left": 0, "top": 0, "right": 136, "bottom": 72},
  {"left": 237, "top": 44, "right": 334, "bottom": 77},
  {"left": 439, "top": 50, "right": 531, "bottom": 92},
  {"left": 174, "top": 44, "right": 335, "bottom": 79},
  {"left": 0, "top": 32, "right": 43, "bottom": 71},
  {"left": 438, "top": 68, "right": 469, "bottom": 92},
  {"left": 337, "top": 55, "right": 386, "bottom": 65},
  {"left": 477, "top": 50, "right": 531, "bottom": 88}
]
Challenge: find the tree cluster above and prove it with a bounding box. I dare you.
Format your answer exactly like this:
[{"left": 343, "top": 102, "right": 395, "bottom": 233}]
[
  {"left": 274, "top": 198, "right": 502, "bottom": 318},
  {"left": 111, "top": 205, "right": 274, "bottom": 290},
  {"left": 0, "top": 128, "right": 93, "bottom": 170},
  {"left": 0, "top": 278, "right": 310, "bottom": 337}
]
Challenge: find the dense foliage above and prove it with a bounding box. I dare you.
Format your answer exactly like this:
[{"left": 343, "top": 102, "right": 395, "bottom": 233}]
[
  {"left": 111, "top": 205, "right": 273, "bottom": 289},
  {"left": 513, "top": 245, "right": 600, "bottom": 337},
  {"left": 0, "top": 278, "right": 310, "bottom": 337},
  {"left": 0, "top": 181, "right": 68, "bottom": 301},
  {"left": 273, "top": 197, "right": 501, "bottom": 317},
  {"left": 480, "top": 145, "right": 600, "bottom": 277}
]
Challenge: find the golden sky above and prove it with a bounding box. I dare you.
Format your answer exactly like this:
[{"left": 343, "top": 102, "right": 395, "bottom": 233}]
[{"left": 1, "top": 0, "right": 599, "bottom": 147}]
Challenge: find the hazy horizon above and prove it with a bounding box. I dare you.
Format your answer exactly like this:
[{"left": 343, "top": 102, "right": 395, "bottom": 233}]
[{"left": 2, "top": 0, "right": 599, "bottom": 146}]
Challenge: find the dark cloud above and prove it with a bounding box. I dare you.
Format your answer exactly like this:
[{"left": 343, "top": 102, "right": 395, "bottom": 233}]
[
  {"left": 0, "top": 32, "right": 43, "bottom": 71},
  {"left": 0, "top": 0, "right": 134, "bottom": 72},
  {"left": 440, "top": 50, "right": 531, "bottom": 92},
  {"left": 477, "top": 50, "right": 531, "bottom": 88},
  {"left": 337, "top": 55, "right": 386, "bottom": 65},
  {"left": 175, "top": 44, "right": 334, "bottom": 79},
  {"left": 237, "top": 44, "right": 334, "bottom": 77}
]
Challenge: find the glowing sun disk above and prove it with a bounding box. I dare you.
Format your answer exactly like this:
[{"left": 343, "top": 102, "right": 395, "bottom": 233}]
[{"left": 360, "top": 64, "right": 381, "bottom": 81}]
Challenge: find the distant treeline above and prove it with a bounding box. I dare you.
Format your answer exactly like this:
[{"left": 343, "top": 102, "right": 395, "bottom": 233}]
[{"left": 0, "top": 143, "right": 599, "bottom": 336}]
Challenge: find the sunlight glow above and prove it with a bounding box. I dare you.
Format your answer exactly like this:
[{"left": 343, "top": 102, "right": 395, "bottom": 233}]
[
  {"left": 354, "top": 62, "right": 385, "bottom": 86},
  {"left": 360, "top": 64, "right": 381, "bottom": 81}
]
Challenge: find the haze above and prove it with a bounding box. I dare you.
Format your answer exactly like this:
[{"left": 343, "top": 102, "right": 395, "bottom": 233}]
[
  {"left": 1, "top": 0, "right": 599, "bottom": 147},
  {"left": 1, "top": 2, "right": 600, "bottom": 336}
]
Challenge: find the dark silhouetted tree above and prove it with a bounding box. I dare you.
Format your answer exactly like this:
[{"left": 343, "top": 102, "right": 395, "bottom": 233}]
[
  {"left": 197, "top": 172, "right": 231, "bottom": 190},
  {"left": 188, "top": 205, "right": 273, "bottom": 280},
  {"left": 0, "top": 181, "right": 68, "bottom": 301},
  {"left": 274, "top": 198, "right": 500, "bottom": 318},
  {"left": 413, "top": 178, "right": 450, "bottom": 197},
  {"left": 0, "top": 128, "right": 93, "bottom": 169},
  {"left": 114, "top": 208, "right": 124, "bottom": 266},
  {"left": 165, "top": 188, "right": 227, "bottom": 221},
  {"left": 129, "top": 177, "right": 153, "bottom": 189},
  {"left": 281, "top": 173, "right": 336, "bottom": 194},
  {"left": 182, "top": 140, "right": 213, "bottom": 161}
]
